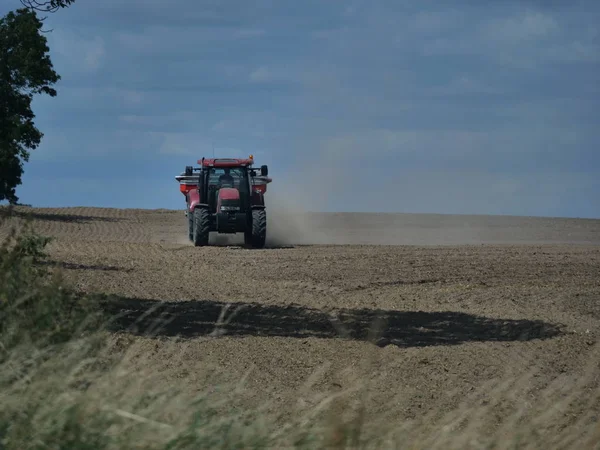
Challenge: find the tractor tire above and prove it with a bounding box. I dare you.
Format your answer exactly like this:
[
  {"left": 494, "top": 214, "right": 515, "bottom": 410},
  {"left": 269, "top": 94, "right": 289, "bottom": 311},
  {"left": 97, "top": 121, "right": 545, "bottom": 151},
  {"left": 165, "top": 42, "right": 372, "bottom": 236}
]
[
  {"left": 188, "top": 210, "right": 193, "bottom": 242},
  {"left": 192, "top": 207, "right": 210, "bottom": 246},
  {"left": 249, "top": 209, "right": 266, "bottom": 249}
]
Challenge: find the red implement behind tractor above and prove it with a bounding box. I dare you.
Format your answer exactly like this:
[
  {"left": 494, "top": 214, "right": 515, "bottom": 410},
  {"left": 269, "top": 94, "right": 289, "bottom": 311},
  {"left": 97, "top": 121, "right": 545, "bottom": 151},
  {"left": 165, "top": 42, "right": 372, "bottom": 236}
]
[{"left": 175, "top": 156, "right": 272, "bottom": 248}]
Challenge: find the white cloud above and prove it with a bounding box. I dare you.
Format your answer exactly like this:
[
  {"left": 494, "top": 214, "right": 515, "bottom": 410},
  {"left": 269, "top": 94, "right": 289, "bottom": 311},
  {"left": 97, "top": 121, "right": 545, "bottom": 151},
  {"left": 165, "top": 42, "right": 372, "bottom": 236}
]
[
  {"left": 409, "top": 10, "right": 465, "bottom": 34},
  {"left": 370, "top": 169, "right": 595, "bottom": 216},
  {"left": 427, "top": 75, "right": 504, "bottom": 95},
  {"left": 83, "top": 37, "right": 106, "bottom": 71},
  {"left": 417, "top": 8, "right": 598, "bottom": 69},
  {"left": 121, "top": 90, "right": 145, "bottom": 106},
  {"left": 249, "top": 66, "right": 272, "bottom": 82},
  {"left": 210, "top": 112, "right": 285, "bottom": 139},
  {"left": 155, "top": 132, "right": 247, "bottom": 157},
  {"left": 28, "top": 133, "right": 70, "bottom": 161},
  {"left": 30, "top": 129, "right": 163, "bottom": 161},
  {"left": 114, "top": 25, "right": 265, "bottom": 57},
  {"left": 119, "top": 115, "right": 151, "bottom": 126},
  {"left": 211, "top": 121, "right": 228, "bottom": 132},
  {"left": 484, "top": 11, "right": 559, "bottom": 43},
  {"left": 157, "top": 132, "right": 205, "bottom": 155},
  {"left": 232, "top": 28, "right": 266, "bottom": 39},
  {"left": 118, "top": 111, "right": 198, "bottom": 128},
  {"left": 343, "top": 5, "right": 357, "bottom": 16},
  {"left": 308, "top": 125, "right": 588, "bottom": 170},
  {"left": 318, "top": 129, "right": 490, "bottom": 160},
  {"left": 114, "top": 30, "right": 154, "bottom": 53},
  {"left": 542, "top": 41, "right": 600, "bottom": 63}
]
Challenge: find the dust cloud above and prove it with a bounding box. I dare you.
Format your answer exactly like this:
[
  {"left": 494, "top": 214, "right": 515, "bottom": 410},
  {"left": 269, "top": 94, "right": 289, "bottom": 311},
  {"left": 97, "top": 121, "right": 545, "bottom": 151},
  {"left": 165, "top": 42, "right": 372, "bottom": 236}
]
[
  {"left": 263, "top": 157, "right": 340, "bottom": 247},
  {"left": 265, "top": 191, "right": 327, "bottom": 247}
]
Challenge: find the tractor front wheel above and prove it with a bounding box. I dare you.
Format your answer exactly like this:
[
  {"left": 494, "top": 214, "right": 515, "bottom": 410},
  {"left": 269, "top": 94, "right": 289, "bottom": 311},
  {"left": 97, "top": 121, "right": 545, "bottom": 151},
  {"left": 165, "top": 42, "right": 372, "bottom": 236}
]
[
  {"left": 192, "top": 207, "right": 210, "bottom": 246},
  {"left": 246, "top": 209, "right": 266, "bottom": 249}
]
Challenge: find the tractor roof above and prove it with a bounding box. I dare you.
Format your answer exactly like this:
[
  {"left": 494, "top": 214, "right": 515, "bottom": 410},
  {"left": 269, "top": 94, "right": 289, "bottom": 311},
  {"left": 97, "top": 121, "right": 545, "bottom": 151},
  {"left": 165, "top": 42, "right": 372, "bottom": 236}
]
[{"left": 198, "top": 157, "right": 254, "bottom": 168}]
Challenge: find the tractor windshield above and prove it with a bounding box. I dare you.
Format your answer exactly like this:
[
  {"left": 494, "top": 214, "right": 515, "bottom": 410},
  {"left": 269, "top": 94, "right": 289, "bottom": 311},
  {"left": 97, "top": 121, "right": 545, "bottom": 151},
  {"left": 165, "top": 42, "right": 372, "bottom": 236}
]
[{"left": 207, "top": 167, "right": 249, "bottom": 191}]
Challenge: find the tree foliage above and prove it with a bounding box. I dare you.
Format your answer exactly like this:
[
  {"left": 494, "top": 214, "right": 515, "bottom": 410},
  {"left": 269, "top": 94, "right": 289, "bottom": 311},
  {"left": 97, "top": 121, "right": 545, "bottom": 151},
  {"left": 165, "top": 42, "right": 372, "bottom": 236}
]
[
  {"left": 20, "top": 0, "right": 76, "bottom": 14},
  {"left": 0, "top": 8, "right": 60, "bottom": 203}
]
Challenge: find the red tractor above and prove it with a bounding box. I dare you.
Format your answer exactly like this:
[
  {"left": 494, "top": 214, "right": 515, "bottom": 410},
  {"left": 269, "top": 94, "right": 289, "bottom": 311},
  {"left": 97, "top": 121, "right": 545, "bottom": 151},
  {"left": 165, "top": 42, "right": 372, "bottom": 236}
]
[{"left": 175, "top": 156, "right": 272, "bottom": 248}]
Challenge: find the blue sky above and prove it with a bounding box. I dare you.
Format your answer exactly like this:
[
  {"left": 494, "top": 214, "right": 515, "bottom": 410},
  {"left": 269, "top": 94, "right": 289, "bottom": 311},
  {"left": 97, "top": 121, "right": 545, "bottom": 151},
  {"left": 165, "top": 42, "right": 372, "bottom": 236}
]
[{"left": 3, "top": 0, "right": 599, "bottom": 217}]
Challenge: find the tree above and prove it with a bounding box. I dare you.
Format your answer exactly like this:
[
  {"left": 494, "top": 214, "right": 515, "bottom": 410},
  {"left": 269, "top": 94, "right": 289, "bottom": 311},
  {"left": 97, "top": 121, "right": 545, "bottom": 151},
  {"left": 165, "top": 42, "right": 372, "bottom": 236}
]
[
  {"left": 0, "top": 8, "right": 60, "bottom": 203},
  {"left": 20, "top": 0, "right": 76, "bottom": 14}
]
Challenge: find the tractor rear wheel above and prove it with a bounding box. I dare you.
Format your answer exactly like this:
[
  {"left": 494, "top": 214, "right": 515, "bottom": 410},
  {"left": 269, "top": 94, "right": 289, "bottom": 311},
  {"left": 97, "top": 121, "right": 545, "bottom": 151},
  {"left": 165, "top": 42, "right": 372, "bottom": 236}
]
[
  {"left": 248, "top": 209, "right": 266, "bottom": 248},
  {"left": 192, "top": 207, "right": 210, "bottom": 246}
]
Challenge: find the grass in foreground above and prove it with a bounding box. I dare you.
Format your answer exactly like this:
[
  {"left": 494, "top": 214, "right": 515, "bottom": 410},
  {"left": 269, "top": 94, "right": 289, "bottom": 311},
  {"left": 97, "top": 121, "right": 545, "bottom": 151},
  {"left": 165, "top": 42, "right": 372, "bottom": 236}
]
[{"left": 0, "top": 210, "right": 599, "bottom": 449}]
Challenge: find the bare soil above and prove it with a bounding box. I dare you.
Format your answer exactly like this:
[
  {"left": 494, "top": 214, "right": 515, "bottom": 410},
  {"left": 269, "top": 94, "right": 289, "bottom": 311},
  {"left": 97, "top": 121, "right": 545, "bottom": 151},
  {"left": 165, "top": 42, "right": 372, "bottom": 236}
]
[{"left": 3, "top": 205, "right": 600, "bottom": 436}]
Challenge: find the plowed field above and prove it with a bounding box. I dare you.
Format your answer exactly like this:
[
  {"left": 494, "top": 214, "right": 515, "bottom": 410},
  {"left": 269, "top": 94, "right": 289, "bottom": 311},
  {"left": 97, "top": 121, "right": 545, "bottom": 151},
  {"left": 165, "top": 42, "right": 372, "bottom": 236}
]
[{"left": 3, "top": 206, "right": 600, "bottom": 440}]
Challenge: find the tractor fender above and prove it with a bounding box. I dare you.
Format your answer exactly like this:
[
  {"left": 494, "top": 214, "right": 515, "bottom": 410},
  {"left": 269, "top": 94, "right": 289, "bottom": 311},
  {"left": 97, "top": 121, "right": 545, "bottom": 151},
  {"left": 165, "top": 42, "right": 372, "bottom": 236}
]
[
  {"left": 187, "top": 188, "right": 205, "bottom": 212},
  {"left": 251, "top": 191, "right": 265, "bottom": 207}
]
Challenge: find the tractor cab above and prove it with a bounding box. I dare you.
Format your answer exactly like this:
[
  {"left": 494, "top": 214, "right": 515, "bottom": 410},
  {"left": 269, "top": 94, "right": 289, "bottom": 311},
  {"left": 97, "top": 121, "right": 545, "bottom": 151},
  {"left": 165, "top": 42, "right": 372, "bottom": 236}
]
[{"left": 204, "top": 166, "right": 250, "bottom": 214}]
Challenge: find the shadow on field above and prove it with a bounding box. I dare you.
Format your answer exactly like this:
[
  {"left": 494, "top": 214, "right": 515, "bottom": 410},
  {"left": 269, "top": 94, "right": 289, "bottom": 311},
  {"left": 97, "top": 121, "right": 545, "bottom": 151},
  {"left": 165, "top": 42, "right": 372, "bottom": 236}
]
[{"left": 102, "top": 297, "right": 562, "bottom": 348}]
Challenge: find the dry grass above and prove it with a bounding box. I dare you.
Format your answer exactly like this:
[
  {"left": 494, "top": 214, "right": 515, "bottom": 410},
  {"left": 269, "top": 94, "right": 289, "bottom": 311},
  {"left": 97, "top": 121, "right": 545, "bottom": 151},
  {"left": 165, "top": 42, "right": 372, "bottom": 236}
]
[{"left": 2, "top": 332, "right": 599, "bottom": 449}]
